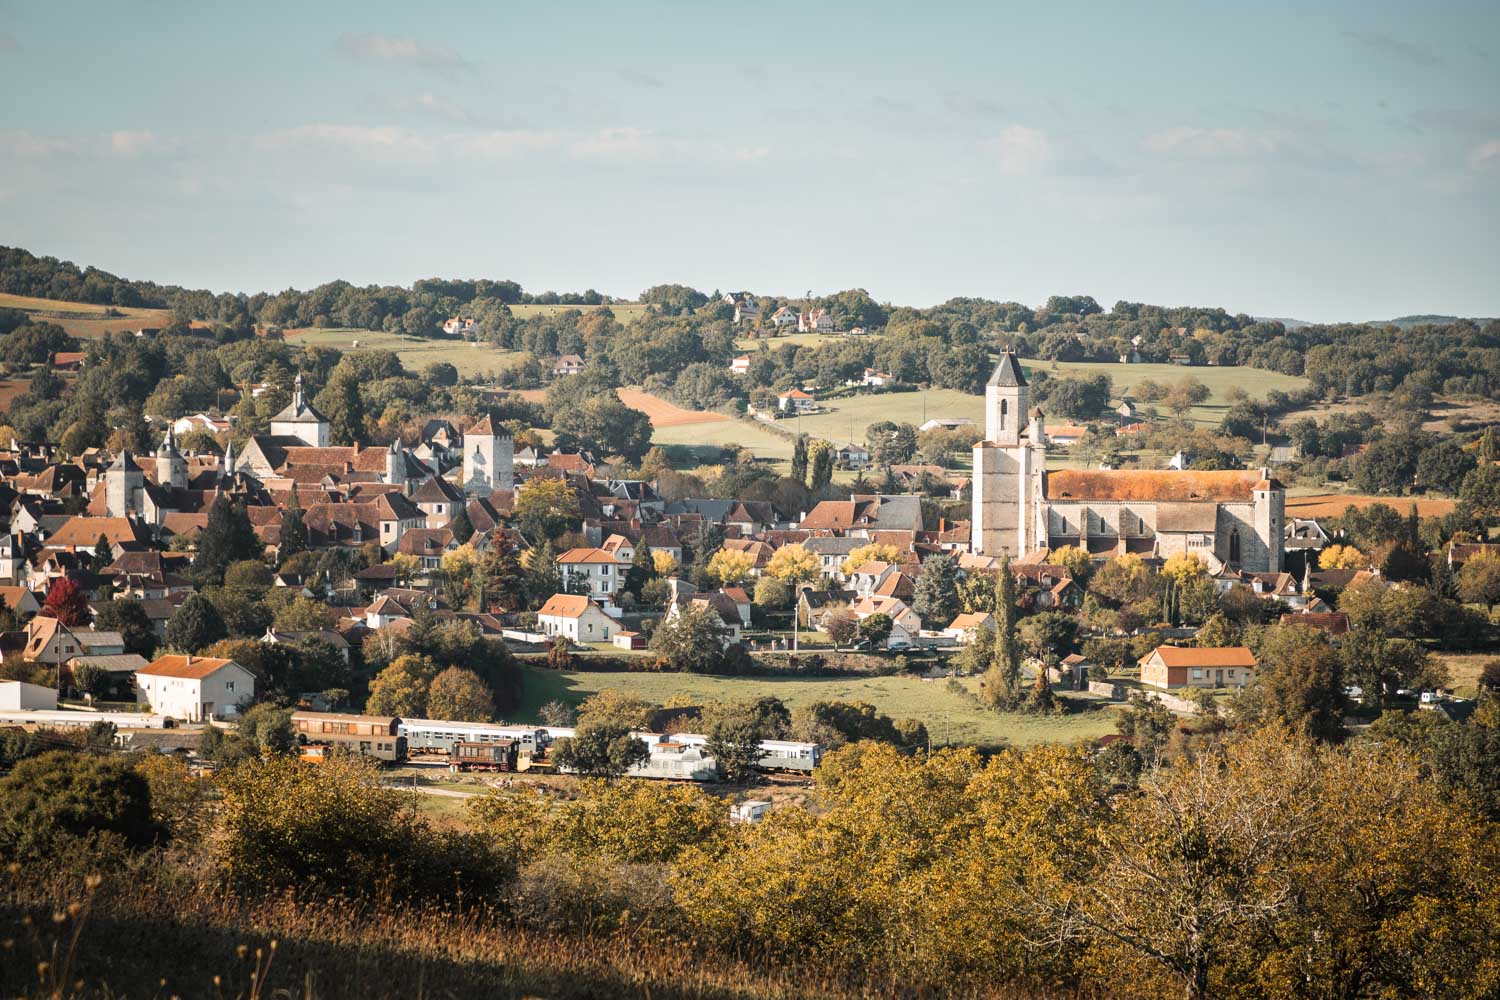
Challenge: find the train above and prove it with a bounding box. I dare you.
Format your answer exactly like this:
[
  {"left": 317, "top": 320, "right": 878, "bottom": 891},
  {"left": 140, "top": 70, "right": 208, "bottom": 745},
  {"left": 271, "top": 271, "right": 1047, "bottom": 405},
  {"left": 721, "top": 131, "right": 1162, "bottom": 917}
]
[
  {"left": 291, "top": 711, "right": 407, "bottom": 763},
  {"left": 288, "top": 711, "right": 824, "bottom": 780},
  {"left": 0, "top": 709, "right": 175, "bottom": 730}
]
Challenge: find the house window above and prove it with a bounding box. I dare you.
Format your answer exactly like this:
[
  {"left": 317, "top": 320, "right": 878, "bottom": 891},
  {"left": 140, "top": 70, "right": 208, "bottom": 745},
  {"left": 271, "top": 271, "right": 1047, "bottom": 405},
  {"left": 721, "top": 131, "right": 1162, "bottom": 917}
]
[
  {"left": 1228, "top": 670, "right": 1235, "bottom": 678},
  {"left": 226, "top": 681, "right": 234, "bottom": 692},
  {"left": 999, "top": 398, "right": 1007, "bottom": 431},
  {"left": 1230, "top": 529, "right": 1241, "bottom": 564},
  {"left": 1192, "top": 669, "right": 1203, "bottom": 679}
]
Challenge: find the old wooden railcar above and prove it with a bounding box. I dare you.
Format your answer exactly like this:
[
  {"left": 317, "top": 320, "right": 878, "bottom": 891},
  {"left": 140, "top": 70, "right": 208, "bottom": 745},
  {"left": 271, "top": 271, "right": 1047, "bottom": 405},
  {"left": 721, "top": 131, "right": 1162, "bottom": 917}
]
[
  {"left": 448, "top": 739, "right": 518, "bottom": 773},
  {"left": 291, "top": 711, "right": 406, "bottom": 764}
]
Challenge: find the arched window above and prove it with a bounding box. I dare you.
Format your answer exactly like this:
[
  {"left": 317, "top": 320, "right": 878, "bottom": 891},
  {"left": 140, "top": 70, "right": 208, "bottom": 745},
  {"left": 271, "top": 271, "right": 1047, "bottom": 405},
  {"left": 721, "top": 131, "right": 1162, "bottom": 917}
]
[
  {"left": 1229, "top": 529, "right": 1241, "bottom": 564},
  {"left": 999, "top": 398, "right": 1008, "bottom": 431}
]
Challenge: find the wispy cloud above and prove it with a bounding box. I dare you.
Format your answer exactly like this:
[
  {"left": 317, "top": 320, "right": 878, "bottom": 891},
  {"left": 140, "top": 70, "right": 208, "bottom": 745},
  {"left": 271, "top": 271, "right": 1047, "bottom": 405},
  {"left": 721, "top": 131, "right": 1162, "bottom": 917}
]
[
  {"left": 1471, "top": 139, "right": 1500, "bottom": 170},
  {"left": 1343, "top": 30, "right": 1443, "bottom": 68},
  {"left": 618, "top": 68, "right": 665, "bottom": 88},
  {"left": 382, "top": 91, "right": 474, "bottom": 124},
  {"left": 256, "top": 124, "right": 560, "bottom": 162},
  {"left": 0, "top": 129, "right": 174, "bottom": 160},
  {"left": 981, "top": 126, "right": 1051, "bottom": 175},
  {"left": 1144, "top": 126, "right": 1277, "bottom": 159},
  {"left": 335, "top": 33, "right": 475, "bottom": 76}
]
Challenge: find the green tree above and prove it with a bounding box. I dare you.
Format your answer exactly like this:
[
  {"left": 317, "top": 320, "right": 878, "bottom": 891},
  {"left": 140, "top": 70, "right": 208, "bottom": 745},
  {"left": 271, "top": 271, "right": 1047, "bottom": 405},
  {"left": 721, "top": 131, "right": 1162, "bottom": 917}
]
[
  {"left": 650, "top": 603, "right": 730, "bottom": 672},
  {"left": 624, "top": 538, "right": 656, "bottom": 597},
  {"left": 857, "top": 612, "right": 894, "bottom": 648},
  {"left": 195, "top": 497, "right": 262, "bottom": 586},
  {"left": 277, "top": 507, "right": 308, "bottom": 565},
  {"left": 165, "top": 593, "right": 228, "bottom": 653},
  {"left": 366, "top": 653, "right": 439, "bottom": 718},
  {"left": 985, "top": 562, "right": 1023, "bottom": 706},
  {"left": 315, "top": 368, "right": 366, "bottom": 447},
  {"left": 1243, "top": 624, "right": 1345, "bottom": 741},
  {"left": 1414, "top": 439, "right": 1477, "bottom": 494},
  {"left": 92, "top": 599, "right": 157, "bottom": 659},
  {"left": 911, "top": 553, "right": 959, "bottom": 627},
  {"left": 553, "top": 723, "right": 650, "bottom": 779},
  {"left": 810, "top": 442, "right": 834, "bottom": 491},
  {"left": 703, "top": 699, "right": 778, "bottom": 784},
  {"left": 448, "top": 503, "right": 474, "bottom": 545},
  {"left": 237, "top": 702, "right": 296, "bottom": 756},
  {"left": 0, "top": 752, "right": 156, "bottom": 862},
  {"left": 790, "top": 433, "right": 809, "bottom": 485}
]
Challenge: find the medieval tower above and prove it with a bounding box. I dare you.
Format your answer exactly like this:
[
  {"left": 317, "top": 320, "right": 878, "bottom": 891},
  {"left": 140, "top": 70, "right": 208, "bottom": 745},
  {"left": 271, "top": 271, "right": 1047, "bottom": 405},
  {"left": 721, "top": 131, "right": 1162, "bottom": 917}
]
[
  {"left": 971, "top": 352, "right": 1045, "bottom": 557},
  {"left": 462, "top": 415, "right": 514, "bottom": 496}
]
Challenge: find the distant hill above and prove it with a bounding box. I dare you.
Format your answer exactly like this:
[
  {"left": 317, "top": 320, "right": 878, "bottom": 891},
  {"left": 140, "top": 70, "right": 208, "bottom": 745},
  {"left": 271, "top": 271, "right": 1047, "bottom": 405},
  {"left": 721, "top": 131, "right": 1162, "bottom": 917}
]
[
  {"left": 1256, "top": 314, "right": 1496, "bottom": 330},
  {"left": 1380, "top": 314, "right": 1496, "bottom": 328},
  {"left": 1255, "top": 316, "right": 1313, "bottom": 330}
]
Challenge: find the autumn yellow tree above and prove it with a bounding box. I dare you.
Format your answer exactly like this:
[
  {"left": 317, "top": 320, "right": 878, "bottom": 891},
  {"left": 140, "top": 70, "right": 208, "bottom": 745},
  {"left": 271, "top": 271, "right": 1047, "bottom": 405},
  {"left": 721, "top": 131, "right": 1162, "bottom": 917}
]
[
  {"left": 1319, "top": 543, "right": 1367, "bottom": 569},
  {"left": 1046, "top": 544, "right": 1093, "bottom": 581},
  {"left": 651, "top": 550, "right": 679, "bottom": 577},
  {"left": 840, "top": 542, "right": 901, "bottom": 576},
  {"left": 764, "top": 543, "right": 820, "bottom": 584},
  {"left": 1160, "top": 551, "right": 1208, "bottom": 588},
  {"left": 707, "top": 548, "right": 755, "bottom": 585}
]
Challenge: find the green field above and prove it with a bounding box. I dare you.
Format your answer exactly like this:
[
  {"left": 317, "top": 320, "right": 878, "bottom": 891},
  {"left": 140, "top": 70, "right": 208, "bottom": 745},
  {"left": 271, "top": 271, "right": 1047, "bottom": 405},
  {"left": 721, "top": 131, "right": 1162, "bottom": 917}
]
[
  {"left": 774, "top": 359, "right": 1308, "bottom": 449},
  {"left": 285, "top": 328, "right": 527, "bottom": 378},
  {"left": 509, "top": 302, "right": 648, "bottom": 324},
  {"left": 649, "top": 417, "right": 798, "bottom": 469},
  {"left": 735, "top": 331, "right": 847, "bottom": 351},
  {"left": 515, "top": 666, "right": 1121, "bottom": 748}
]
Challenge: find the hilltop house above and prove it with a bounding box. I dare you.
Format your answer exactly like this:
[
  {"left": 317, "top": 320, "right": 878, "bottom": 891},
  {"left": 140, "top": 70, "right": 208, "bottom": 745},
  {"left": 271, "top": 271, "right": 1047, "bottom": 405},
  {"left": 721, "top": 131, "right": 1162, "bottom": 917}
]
[
  {"left": 536, "top": 594, "right": 615, "bottom": 644},
  {"left": 1139, "top": 646, "right": 1257, "bottom": 690},
  {"left": 135, "top": 654, "right": 256, "bottom": 721},
  {"left": 777, "top": 389, "right": 816, "bottom": 414}
]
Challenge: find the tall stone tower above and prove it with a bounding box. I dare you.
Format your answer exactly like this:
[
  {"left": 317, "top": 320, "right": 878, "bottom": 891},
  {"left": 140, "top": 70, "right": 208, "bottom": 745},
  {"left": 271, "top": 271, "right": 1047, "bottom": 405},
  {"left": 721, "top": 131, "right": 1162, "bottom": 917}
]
[
  {"left": 971, "top": 352, "right": 1045, "bottom": 557},
  {"left": 155, "top": 427, "right": 188, "bottom": 490},
  {"left": 1251, "top": 473, "right": 1285, "bottom": 573},
  {"left": 105, "top": 450, "right": 146, "bottom": 518},
  {"left": 269, "top": 374, "right": 330, "bottom": 447},
  {"left": 462, "top": 415, "right": 514, "bottom": 496}
]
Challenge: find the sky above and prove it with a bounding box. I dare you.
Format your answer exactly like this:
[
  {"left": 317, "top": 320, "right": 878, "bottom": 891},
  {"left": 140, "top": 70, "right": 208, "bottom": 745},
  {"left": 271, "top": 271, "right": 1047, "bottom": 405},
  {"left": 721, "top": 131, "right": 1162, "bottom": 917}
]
[{"left": 1, "top": 0, "right": 1497, "bottom": 322}]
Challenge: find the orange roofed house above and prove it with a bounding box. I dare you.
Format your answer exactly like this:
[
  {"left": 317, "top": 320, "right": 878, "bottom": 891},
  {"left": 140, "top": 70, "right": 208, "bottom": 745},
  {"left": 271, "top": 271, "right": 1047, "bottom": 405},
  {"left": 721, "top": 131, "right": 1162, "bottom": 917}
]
[
  {"left": 134, "top": 654, "right": 256, "bottom": 721},
  {"left": 536, "top": 594, "right": 616, "bottom": 644},
  {"left": 1139, "top": 645, "right": 1257, "bottom": 690}
]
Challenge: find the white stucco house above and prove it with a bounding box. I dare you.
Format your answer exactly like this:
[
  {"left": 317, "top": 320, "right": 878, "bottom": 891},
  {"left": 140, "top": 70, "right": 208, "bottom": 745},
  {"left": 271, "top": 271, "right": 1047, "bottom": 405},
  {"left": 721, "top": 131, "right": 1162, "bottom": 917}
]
[
  {"left": 536, "top": 594, "right": 616, "bottom": 643},
  {"left": 134, "top": 654, "right": 255, "bottom": 721}
]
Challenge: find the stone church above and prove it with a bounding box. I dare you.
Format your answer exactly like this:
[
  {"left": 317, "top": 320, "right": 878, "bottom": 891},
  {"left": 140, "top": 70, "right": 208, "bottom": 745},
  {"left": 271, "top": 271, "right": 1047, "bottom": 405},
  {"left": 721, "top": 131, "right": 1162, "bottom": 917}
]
[{"left": 971, "top": 352, "right": 1284, "bottom": 572}]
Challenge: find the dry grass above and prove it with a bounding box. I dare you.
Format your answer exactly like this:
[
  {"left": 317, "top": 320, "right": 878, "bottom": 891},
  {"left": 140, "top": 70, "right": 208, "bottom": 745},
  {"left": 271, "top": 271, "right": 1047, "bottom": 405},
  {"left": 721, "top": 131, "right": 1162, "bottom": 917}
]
[
  {"left": 616, "top": 388, "right": 730, "bottom": 428},
  {"left": 0, "top": 292, "right": 172, "bottom": 340},
  {"left": 1285, "top": 494, "right": 1457, "bottom": 518},
  {"left": 1435, "top": 653, "right": 1498, "bottom": 698},
  {"left": 0, "top": 871, "right": 924, "bottom": 1000},
  {"left": 0, "top": 378, "right": 30, "bottom": 413}
]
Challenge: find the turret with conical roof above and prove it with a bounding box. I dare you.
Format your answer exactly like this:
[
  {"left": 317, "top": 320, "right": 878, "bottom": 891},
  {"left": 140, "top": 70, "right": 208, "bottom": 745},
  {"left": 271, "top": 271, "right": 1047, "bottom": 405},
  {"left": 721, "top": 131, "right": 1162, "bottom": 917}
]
[{"left": 156, "top": 427, "right": 188, "bottom": 490}]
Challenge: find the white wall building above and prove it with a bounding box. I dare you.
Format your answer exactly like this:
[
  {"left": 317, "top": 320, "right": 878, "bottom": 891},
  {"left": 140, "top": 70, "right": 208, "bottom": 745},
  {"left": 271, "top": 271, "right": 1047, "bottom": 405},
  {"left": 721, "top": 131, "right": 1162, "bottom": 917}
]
[{"left": 134, "top": 655, "right": 255, "bottom": 721}]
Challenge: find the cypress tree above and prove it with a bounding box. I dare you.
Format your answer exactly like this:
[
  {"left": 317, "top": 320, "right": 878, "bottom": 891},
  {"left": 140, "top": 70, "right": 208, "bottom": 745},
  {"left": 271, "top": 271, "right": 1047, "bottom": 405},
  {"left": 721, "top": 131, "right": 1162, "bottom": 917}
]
[
  {"left": 196, "top": 497, "right": 261, "bottom": 586},
  {"left": 790, "top": 434, "right": 809, "bottom": 485},
  {"left": 449, "top": 504, "right": 475, "bottom": 545}
]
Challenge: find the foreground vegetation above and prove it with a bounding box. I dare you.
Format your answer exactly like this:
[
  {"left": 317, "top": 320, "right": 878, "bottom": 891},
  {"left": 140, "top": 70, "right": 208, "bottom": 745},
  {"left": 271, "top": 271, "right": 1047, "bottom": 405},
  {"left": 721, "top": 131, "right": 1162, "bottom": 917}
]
[{"left": 3, "top": 719, "right": 1498, "bottom": 999}]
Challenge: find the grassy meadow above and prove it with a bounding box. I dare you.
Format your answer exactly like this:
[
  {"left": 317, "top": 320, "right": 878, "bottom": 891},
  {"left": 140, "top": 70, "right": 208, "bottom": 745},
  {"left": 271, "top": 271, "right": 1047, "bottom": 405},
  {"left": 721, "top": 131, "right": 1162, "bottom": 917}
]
[
  {"left": 778, "top": 359, "right": 1309, "bottom": 451},
  {"left": 515, "top": 665, "right": 1121, "bottom": 749},
  {"left": 509, "top": 302, "right": 648, "bottom": 324},
  {"left": 283, "top": 327, "right": 526, "bottom": 378}
]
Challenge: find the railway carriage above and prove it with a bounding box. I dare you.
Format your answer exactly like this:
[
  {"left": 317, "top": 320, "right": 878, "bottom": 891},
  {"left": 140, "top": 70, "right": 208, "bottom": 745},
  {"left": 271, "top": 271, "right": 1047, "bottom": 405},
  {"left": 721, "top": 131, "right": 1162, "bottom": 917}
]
[
  {"left": 398, "top": 718, "right": 552, "bottom": 755},
  {"left": 291, "top": 711, "right": 406, "bottom": 764}
]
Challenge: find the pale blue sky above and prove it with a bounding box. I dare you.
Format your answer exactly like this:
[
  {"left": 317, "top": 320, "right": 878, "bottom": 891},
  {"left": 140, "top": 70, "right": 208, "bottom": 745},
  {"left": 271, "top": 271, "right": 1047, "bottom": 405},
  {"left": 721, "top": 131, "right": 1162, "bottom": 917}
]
[{"left": 2, "top": 0, "right": 1496, "bottom": 321}]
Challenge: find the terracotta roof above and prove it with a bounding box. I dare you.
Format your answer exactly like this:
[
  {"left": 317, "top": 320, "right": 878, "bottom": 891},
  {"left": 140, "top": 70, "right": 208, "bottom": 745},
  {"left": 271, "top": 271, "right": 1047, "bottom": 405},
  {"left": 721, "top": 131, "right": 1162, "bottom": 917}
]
[
  {"left": 1143, "top": 646, "right": 1257, "bottom": 668},
  {"left": 537, "top": 594, "right": 595, "bottom": 619},
  {"left": 1279, "top": 612, "right": 1350, "bottom": 636},
  {"left": 138, "top": 654, "right": 243, "bottom": 679},
  {"left": 1044, "top": 470, "right": 1262, "bottom": 503},
  {"left": 557, "top": 546, "right": 619, "bottom": 564}
]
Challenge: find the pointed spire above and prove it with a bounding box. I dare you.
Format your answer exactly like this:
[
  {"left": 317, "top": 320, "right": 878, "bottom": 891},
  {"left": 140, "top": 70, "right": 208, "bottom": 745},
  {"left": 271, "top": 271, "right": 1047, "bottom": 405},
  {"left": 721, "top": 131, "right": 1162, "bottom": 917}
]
[
  {"left": 293, "top": 372, "right": 304, "bottom": 408},
  {"left": 987, "top": 350, "right": 1027, "bottom": 388},
  {"left": 222, "top": 439, "right": 236, "bottom": 477}
]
